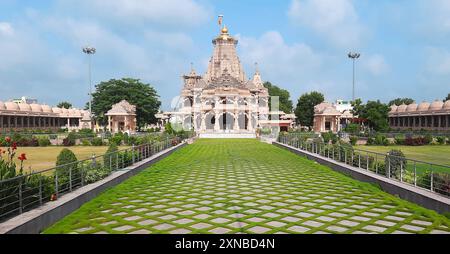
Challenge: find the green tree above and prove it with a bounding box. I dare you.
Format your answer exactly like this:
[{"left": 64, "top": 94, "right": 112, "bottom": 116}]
[
  {"left": 388, "top": 98, "right": 415, "bottom": 106},
  {"left": 264, "top": 82, "right": 293, "bottom": 113},
  {"left": 57, "top": 101, "right": 72, "bottom": 109},
  {"left": 90, "top": 78, "right": 161, "bottom": 129},
  {"left": 444, "top": 93, "right": 450, "bottom": 102},
  {"left": 352, "top": 99, "right": 390, "bottom": 132},
  {"left": 294, "top": 91, "right": 325, "bottom": 127}
]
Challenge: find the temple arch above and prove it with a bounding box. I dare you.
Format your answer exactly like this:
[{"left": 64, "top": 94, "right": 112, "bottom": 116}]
[
  {"left": 219, "top": 112, "right": 235, "bottom": 131},
  {"left": 205, "top": 111, "right": 215, "bottom": 130}
]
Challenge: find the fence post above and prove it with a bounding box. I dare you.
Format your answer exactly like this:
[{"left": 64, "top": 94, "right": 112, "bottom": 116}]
[
  {"left": 55, "top": 170, "right": 59, "bottom": 196},
  {"left": 430, "top": 167, "right": 434, "bottom": 192},
  {"left": 366, "top": 152, "right": 369, "bottom": 171},
  {"left": 375, "top": 154, "right": 378, "bottom": 174},
  {"left": 358, "top": 154, "right": 361, "bottom": 168},
  {"left": 400, "top": 161, "right": 403, "bottom": 182},
  {"left": 69, "top": 166, "right": 72, "bottom": 192},
  {"left": 132, "top": 145, "right": 135, "bottom": 164},
  {"left": 387, "top": 154, "right": 391, "bottom": 178},
  {"left": 81, "top": 163, "right": 84, "bottom": 187},
  {"left": 39, "top": 176, "right": 43, "bottom": 205},
  {"left": 414, "top": 162, "right": 417, "bottom": 186},
  {"left": 351, "top": 151, "right": 354, "bottom": 166},
  {"left": 345, "top": 150, "right": 347, "bottom": 164},
  {"left": 116, "top": 152, "right": 119, "bottom": 171},
  {"left": 19, "top": 178, "right": 23, "bottom": 214}
]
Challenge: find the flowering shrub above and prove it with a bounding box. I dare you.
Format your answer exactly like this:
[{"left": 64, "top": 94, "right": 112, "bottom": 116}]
[{"left": 0, "top": 137, "right": 53, "bottom": 220}]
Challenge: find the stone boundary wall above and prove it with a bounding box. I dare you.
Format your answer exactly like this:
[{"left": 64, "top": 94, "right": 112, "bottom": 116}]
[
  {"left": 0, "top": 142, "right": 188, "bottom": 234},
  {"left": 273, "top": 142, "right": 450, "bottom": 214}
]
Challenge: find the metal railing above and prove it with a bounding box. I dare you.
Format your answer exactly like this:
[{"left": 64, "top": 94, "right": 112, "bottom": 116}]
[
  {"left": 0, "top": 136, "right": 185, "bottom": 222},
  {"left": 278, "top": 133, "right": 450, "bottom": 198}
]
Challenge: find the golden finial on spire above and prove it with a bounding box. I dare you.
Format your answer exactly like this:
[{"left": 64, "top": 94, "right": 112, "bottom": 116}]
[{"left": 221, "top": 25, "right": 229, "bottom": 34}]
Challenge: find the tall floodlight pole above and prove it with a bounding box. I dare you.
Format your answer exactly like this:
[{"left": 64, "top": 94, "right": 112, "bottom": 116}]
[
  {"left": 83, "top": 46, "right": 96, "bottom": 115},
  {"left": 348, "top": 52, "right": 360, "bottom": 102}
]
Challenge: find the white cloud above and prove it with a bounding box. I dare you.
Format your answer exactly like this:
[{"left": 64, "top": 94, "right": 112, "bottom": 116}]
[
  {"left": 364, "top": 54, "right": 389, "bottom": 76},
  {"left": 288, "top": 0, "right": 364, "bottom": 48},
  {"left": 56, "top": 0, "right": 212, "bottom": 27},
  {"left": 239, "top": 31, "right": 322, "bottom": 78},
  {"left": 0, "top": 22, "right": 14, "bottom": 37},
  {"left": 237, "top": 31, "right": 351, "bottom": 99}
]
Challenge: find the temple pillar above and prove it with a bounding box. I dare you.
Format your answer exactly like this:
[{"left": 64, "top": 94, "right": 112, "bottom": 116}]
[
  {"left": 14, "top": 116, "right": 17, "bottom": 128},
  {"left": 201, "top": 115, "right": 206, "bottom": 131},
  {"left": 214, "top": 112, "right": 220, "bottom": 131},
  {"left": 193, "top": 114, "right": 198, "bottom": 131},
  {"left": 234, "top": 113, "right": 239, "bottom": 131},
  {"left": 248, "top": 113, "right": 253, "bottom": 131}
]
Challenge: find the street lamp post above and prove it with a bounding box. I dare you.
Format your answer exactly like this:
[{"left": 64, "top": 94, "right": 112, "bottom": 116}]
[
  {"left": 348, "top": 52, "right": 360, "bottom": 102},
  {"left": 83, "top": 46, "right": 96, "bottom": 115}
]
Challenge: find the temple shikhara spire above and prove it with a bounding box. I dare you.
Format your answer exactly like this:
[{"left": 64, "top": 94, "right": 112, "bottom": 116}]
[{"left": 156, "top": 17, "right": 296, "bottom": 138}]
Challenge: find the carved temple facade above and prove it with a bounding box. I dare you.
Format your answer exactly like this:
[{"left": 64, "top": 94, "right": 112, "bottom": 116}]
[{"left": 158, "top": 25, "right": 273, "bottom": 138}]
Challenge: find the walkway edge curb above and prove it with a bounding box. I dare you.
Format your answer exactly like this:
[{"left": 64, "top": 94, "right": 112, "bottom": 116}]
[
  {"left": 0, "top": 142, "right": 187, "bottom": 234},
  {"left": 273, "top": 142, "right": 450, "bottom": 214}
]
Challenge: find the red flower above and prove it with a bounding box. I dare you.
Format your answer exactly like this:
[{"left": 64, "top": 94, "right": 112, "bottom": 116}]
[
  {"left": 18, "top": 153, "right": 27, "bottom": 161},
  {"left": 5, "top": 136, "right": 11, "bottom": 143},
  {"left": 12, "top": 142, "right": 17, "bottom": 150}
]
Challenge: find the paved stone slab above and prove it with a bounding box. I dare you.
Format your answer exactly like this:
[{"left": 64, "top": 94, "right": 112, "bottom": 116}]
[
  {"left": 401, "top": 225, "right": 424, "bottom": 232},
  {"left": 266, "top": 221, "right": 287, "bottom": 228},
  {"left": 281, "top": 216, "right": 301, "bottom": 223},
  {"left": 191, "top": 223, "right": 212, "bottom": 230},
  {"left": 288, "top": 226, "right": 310, "bottom": 233},
  {"left": 211, "top": 218, "right": 230, "bottom": 224},
  {"left": 113, "top": 225, "right": 135, "bottom": 232},
  {"left": 174, "top": 218, "right": 194, "bottom": 225},
  {"left": 138, "top": 219, "right": 157, "bottom": 226},
  {"left": 375, "top": 220, "right": 396, "bottom": 227},
  {"left": 363, "top": 225, "right": 387, "bottom": 233},
  {"left": 338, "top": 220, "right": 359, "bottom": 227},
  {"left": 327, "top": 226, "right": 348, "bottom": 233},
  {"left": 130, "top": 229, "right": 152, "bottom": 234},
  {"left": 153, "top": 224, "right": 175, "bottom": 231},
  {"left": 303, "top": 221, "right": 324, "bottom": 228},
  {"left": 248, "top": 226, "right": 271, "bottom": 234}
]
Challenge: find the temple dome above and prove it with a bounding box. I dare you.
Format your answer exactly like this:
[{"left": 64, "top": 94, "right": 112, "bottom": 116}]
[
  {"left": 444, "top": 100, "right": 450, "bottom": 110},
  {"left": 69, "top": 109, "right": 82, "bottom": 117},
  {"left": 390, "top": 105, "right": 398, "bottom": 113},
  {"left": 418, "top": 102, "right": 431, "bottom": 111},
  {"left": 0, "top": 101, "right": 6, "bottom": 110},
  {"left": 41, "top": 105, "right": 52, "bottom": 113},
  {"left": 397, "top": 104, "right": 407, "bottom": 112},
  {"left": 18, "top": 103, "right": 32, "bottom": 112},
  {"left": 406, "top": 103, "right": 418, "bottom": 112},
  {"left": 429, "top": 100, "right": 444, "bottom": 110},
  {"left": 5, "top": 102, "right": 19, "bottom": 111},
  {"left": 30, "top": 104, "right": 43, "bottom": 112},
  {"left": 52, "top": 107, "right": 62, "bottom": 114}
]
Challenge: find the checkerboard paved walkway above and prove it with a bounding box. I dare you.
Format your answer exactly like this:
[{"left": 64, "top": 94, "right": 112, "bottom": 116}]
[{"left": 45, "top": 139, "right": 450, "bottom": 234}]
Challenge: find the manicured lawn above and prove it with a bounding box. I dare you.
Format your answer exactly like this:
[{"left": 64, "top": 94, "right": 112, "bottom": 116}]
[
  {"left": 44, "top": 139, "right": 450, "bottom": 234},
  {"left": 356, "top": 145, "right": 450, "bottom": 166},
  {"left": 2, "top": 146, "right": 129, "bottom": 172}
]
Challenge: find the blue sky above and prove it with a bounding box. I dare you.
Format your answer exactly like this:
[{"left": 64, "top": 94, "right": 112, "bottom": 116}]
[{"left": 0, "top": 0, "right": 449, "bottom": 110}]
